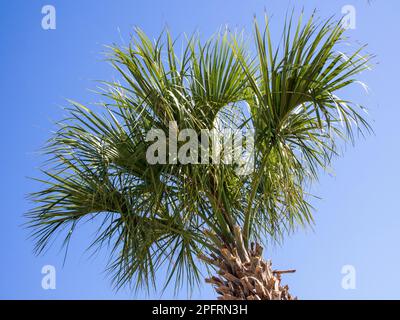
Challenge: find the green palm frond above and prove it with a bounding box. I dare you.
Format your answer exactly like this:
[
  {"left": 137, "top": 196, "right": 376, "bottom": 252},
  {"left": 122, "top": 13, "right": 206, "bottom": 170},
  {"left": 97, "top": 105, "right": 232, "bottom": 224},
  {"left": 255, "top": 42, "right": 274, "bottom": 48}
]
[
  {"left": 238, "top": 13, "right": 372, "bottom": 244},
  {"left": 27, "top": 12, "right": 372, "bottom": 293}
]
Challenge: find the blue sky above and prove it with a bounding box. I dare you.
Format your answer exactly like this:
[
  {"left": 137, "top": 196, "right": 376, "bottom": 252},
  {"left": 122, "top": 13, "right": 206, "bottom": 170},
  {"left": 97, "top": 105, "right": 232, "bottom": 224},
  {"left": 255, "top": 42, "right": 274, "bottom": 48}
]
[{"left": 0, "top": 0, "right": 398, "bottom": 299}]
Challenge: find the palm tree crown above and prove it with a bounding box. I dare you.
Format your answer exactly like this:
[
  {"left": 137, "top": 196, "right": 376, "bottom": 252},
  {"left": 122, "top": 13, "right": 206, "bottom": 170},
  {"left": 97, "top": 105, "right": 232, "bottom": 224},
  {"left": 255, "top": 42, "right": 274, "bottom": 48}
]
[{"left": 27, "top": 13, "right": 372, "bottom": 295}]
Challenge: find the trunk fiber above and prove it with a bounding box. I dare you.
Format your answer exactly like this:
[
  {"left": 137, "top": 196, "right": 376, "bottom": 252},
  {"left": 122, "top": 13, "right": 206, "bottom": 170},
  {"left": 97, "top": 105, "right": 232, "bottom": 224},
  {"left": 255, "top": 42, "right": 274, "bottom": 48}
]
[{"left": 201, "top": 227, "right": 296, "bottom": 300}]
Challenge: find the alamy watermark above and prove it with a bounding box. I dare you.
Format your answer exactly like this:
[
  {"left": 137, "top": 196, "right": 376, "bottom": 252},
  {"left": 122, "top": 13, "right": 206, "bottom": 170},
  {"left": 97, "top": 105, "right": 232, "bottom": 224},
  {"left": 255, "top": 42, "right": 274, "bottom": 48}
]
[
  {"left": 145, "top": 121, "right": 254, "bottom": 176},
  {"left": 341, "top": 264, "right": 356, "bottom": 290},
  {"left": 41, "top": 5, "right": 56, "bottom": 30},
  {"left": 341, "top": 5, "right": 356, "bottom": 30},
  {"left": 41, "top": 265, "right": 56, "bottom": 290}
]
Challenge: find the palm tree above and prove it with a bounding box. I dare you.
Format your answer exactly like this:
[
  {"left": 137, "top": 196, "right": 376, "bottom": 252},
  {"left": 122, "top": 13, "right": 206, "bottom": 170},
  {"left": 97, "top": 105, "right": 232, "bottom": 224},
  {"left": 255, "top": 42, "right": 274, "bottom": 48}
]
[{"left": 27, "top": 13, "right": 372, "bottom": 300}]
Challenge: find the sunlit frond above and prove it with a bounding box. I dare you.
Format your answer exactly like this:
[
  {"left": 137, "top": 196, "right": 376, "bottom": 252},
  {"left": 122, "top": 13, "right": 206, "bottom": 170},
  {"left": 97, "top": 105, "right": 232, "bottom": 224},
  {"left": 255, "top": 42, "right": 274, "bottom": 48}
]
[{"left": 27, "top": 13, "right": 372, "bottom": 294}]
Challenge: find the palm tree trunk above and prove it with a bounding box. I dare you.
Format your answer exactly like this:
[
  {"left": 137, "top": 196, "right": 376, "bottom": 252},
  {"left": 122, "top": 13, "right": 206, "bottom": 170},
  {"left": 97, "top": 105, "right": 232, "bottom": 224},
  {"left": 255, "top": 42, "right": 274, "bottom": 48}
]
[{"left": 200, "top": 226, "right": 296, "bottom": 300}]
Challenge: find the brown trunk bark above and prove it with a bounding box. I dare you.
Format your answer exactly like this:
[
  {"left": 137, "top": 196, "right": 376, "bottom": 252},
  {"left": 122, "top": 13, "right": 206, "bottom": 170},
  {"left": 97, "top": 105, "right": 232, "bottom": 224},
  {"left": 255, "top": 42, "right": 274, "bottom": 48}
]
[{"left": 200, "top": 226, "right": 296, "bottom": 300}]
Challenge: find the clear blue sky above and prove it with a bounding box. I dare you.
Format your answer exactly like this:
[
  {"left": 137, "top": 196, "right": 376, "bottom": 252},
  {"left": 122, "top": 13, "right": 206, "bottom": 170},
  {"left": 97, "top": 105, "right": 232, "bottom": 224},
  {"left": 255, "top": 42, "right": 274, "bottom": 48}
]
[{"left": 0, "top": 0, "right": 398, "bottom": 299}]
